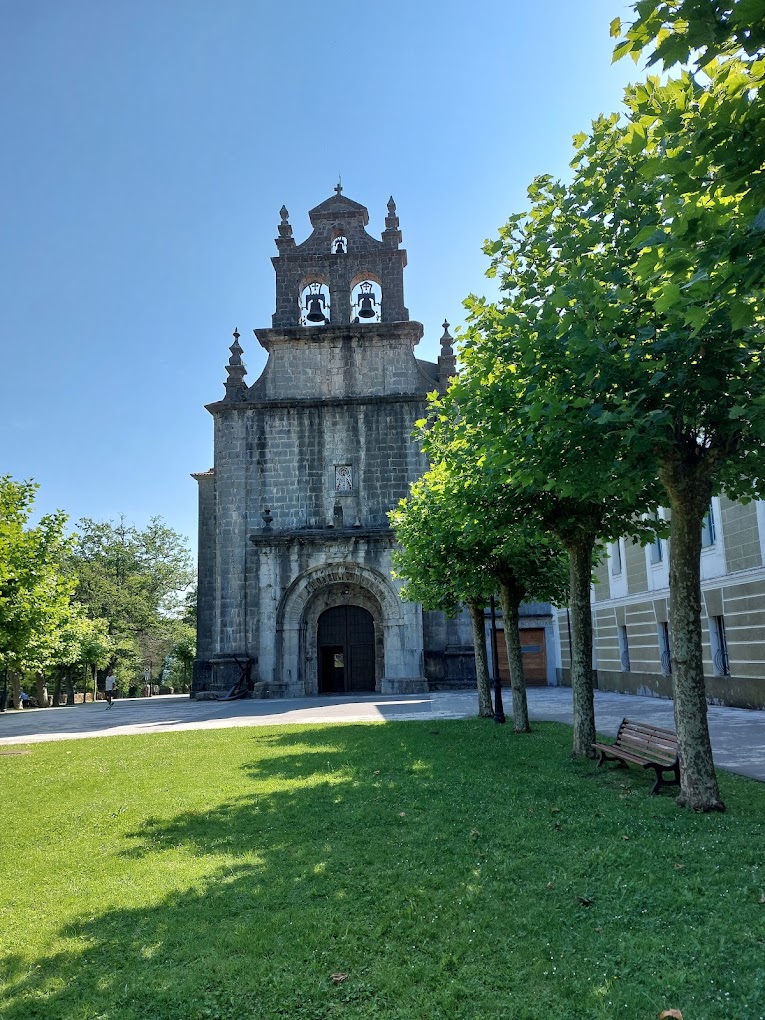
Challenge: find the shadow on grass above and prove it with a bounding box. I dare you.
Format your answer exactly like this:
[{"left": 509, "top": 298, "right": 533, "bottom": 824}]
[{"left": 3, "top": 721, "right": 762, "bottom": 1020}]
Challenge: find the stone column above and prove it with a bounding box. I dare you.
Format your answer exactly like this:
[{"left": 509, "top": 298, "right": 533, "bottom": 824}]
[
  {"left": 195, "top": 473, "right": 216, "bottom": 662},
  {"left": 213, "top": 411, "right": 248, "bottom": 668},
  {"left": 380, "top": 601, "right": 429, "bottom": 694}
]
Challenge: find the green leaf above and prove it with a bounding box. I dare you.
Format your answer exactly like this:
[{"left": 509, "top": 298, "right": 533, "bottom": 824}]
[
  {"left": 728, "top": 405, "right": 749, "bottom": 419},
  {"left": 730, "top": 302, "right": 755, "bottom": 331},
  {"left": 654, "top": 283, "right": 682, "bottom": 313},
  {"left": 610, "top": 16, "right": 622, "bottom": 39},
  {"left": 683, "top": 306, "right": 708, "bottom": 332},
  {"left": 612, "top": 40, "right": 633, "bottom": 62}
]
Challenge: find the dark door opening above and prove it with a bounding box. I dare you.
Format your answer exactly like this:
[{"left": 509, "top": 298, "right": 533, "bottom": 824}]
[{"left": 318, "top": 605, "right": 375, "bottom": 693}]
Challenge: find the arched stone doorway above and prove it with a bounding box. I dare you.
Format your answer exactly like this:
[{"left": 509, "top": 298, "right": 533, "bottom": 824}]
[
  {"left": 275, "top": 561, "right": 426, "bottom": 697},
  {"left": 317, "top": 605, "right": 376, "bottom": 693}
]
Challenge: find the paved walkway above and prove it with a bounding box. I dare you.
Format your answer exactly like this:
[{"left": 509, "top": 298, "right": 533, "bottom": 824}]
[{"left": 1, "top": 687, "right": 763, "bottom": 782}]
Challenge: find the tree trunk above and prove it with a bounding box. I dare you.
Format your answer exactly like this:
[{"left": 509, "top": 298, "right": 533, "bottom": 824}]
[
  {"left": 11, "top": 672, "right": 21, "bottom": 710},
  {"left": 66, "top": 677, "right": 75, "bottom": 707},
  {"left": 467, "top": 601, "right": 494, "bottom": 718},
  {"left": 499, "top": 579, "right": 530, "bottom": 733},
  {"left": 52, "top": 674, "right": 63, "bottom": 707},
  {"left": 34, "top": 674, "right": 44, "bottom": 707},
  {"left": 661, "top": 459, "right": 725, "bottom": 812},
  {"left": 35, "top": 671, "right": 49, "bottom": 708},
  {"left": 566, "top": 536, "right": 597, "bottom": 758}
]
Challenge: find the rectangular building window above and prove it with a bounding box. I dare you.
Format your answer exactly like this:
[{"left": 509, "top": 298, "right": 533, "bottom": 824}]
[
  {"left": 650, "top": 512, "right": 664, "bottom": 563},
  {"left": 610, "top": 540, "right": 622, "bottom": 576},
  {"left": 709, "top": 615, "right": 731, "bottom": 676},
  {"left": 701, "top": 502, "right": 716, "bottom": 547},
  {"left": 618, "top": 625, "right": 630, "bottom": 672},
  {"left": 658, "top": 621, "right": 672, "bottom": 676}
]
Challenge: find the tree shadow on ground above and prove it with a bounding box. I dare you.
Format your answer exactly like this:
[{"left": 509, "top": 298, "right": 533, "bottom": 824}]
[{"left": 2, "top": 721, "right": 760, "bottom": 1020}]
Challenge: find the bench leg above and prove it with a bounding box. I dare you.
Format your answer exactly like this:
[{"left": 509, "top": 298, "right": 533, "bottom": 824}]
[
  {"left": 597, "top": 751, "right": 627, "bottom": 770},
  {"left": 648, "top": 765, "right": 681, "bottom": 796}
]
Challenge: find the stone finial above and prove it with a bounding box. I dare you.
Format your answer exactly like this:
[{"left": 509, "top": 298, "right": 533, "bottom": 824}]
[
  {"left": 276, "top": 205, "right": 295, "bottom": 251},
  {"left": 382, "top": 195, "right": 402, "bottom": 248},
  {"left": 440, "top": 320, "right": 454, "bottom": 356},
  {"left": 438, "top": 319, "right": 457, "bottom": 392},
  {"left": 224, "top": 328, "right": 248, "bottom": 402},
  {"left": 261, "top": 507, "right": 274, "bottom": 529}
]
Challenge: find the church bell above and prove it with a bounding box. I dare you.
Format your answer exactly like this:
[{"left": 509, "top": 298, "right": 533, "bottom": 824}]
[
  {"left": 305, "top": 283, "right": 327, "bottom": 323},
  {"left": 357, "top": 282, "right": 376, "bottom": 319}
]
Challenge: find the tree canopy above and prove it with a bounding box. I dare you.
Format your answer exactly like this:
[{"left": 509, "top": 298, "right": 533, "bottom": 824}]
[
  {"left": 409, "top": 0, "right": 765, "bottom": 805},
  {"left": 0, "top": 479, "right": 195, "bottom": 704},
  {"left": 0, "top": 478, "right": 77, "bottom": 680}
]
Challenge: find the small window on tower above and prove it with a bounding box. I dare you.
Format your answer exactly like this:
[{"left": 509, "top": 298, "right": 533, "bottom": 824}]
[
  {"left": 335, "top": 465, "right": 353, "bottom": 492},
  {"left": 332, "top": 234, "right": 347, "bottom": 254}
]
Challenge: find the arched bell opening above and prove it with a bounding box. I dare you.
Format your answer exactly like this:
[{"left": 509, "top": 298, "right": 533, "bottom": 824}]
[
  {"left": 299, "top": 280, "right": 330, "bottom": 327},
  {"left": 350, "top": 279, "right": 382, "bottom": 324},
  {"left": 330, "top": 229, "right": 348, "bottom": 255}
]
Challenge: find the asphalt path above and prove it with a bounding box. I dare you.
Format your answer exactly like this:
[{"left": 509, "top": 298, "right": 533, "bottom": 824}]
[{"left": 0, "top": 687, "right": 763, "bottom": 783}]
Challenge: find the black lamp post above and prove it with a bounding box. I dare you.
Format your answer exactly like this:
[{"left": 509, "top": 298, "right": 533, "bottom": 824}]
[{"left": 490, "top": 595, "right": 505, "bottom": 724}]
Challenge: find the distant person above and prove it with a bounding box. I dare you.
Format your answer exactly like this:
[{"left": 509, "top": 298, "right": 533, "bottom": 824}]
[
  {"left": 104, "top": 672, "right": 116, "bottom": 709},
  {"left": 19, "top": 689, "right": 29, "bottom": 708}
]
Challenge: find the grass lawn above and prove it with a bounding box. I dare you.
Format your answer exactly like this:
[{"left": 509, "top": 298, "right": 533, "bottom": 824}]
[{"left": 0, "top": 719, "right": 763, "bottom": 1020}]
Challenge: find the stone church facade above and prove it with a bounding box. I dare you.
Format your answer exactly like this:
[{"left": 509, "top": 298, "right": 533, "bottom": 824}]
[{"left": 192, "top": 189, "right": 474, "bottom": 699}]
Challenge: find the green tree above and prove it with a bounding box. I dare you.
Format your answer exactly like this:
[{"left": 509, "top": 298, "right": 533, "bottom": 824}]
[
  {"left": 0, "top": 478, "right": 77, "bottom": 708},
  {"left": 391, "top": 447, "right": 569, "bottom": 732},
  {"left": 49, "top": 608, "right": 112, "bottom": 707},
  {"left": 70, "top": 516, "right": 194, "bottom": 689},
  {"left": 72, "top": 517, "right": 194, "bottom": 631},
  {"left": 391, "top": 463, "right": 498, "bottom": 719},
  {"left": 162, "top": 625, "right": 196, "bottom": 692},
  {"left": 465, "top": 36, "right": 765, "bottom": 806},
  {"left": 615, "top": 0, "right": 765, "bottom": 68},
  {"left": 613, "top": 3, "right": 765, "bottom": 293},
  {"left": 431, "top": 313, "right": 660, "bottom": 757}
]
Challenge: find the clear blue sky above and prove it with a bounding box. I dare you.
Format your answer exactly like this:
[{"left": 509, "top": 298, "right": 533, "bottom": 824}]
[{"left": 1, "top": 0, "right": 640, "bottom": 555}]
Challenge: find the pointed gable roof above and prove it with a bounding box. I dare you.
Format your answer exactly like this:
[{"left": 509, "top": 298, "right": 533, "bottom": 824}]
[{"left": 308, "top": 193, "right": 369, "bottom": 227}]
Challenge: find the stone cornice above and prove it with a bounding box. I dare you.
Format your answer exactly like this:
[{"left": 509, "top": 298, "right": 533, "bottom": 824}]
[
  {"left": 253, "top": 321, "right": 424, "bottom": 348},
  {"left": 249, "top": 527, "right": 397, "bottom": 547},
  {"left": 206, "top": 392, "right": 429, "bottom": 414}
]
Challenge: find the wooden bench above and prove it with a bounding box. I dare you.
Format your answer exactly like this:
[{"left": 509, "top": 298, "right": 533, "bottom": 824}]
[{"left": 592, "top": 718, "right": 680, "bottom": 795}]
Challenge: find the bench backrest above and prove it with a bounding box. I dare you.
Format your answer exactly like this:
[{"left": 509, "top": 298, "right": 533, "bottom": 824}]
[{"left": 616, "top": 718, "right": 678, "bottom": 763}]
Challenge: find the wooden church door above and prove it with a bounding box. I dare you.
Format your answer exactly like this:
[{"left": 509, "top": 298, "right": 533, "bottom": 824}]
[{"left": 318, "top": 606, "right": 375, "bottom": 693}]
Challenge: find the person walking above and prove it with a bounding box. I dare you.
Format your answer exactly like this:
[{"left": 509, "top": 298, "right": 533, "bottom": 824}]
[{"left": 104, "top": 672, "right": 116, "bottom": 709}]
